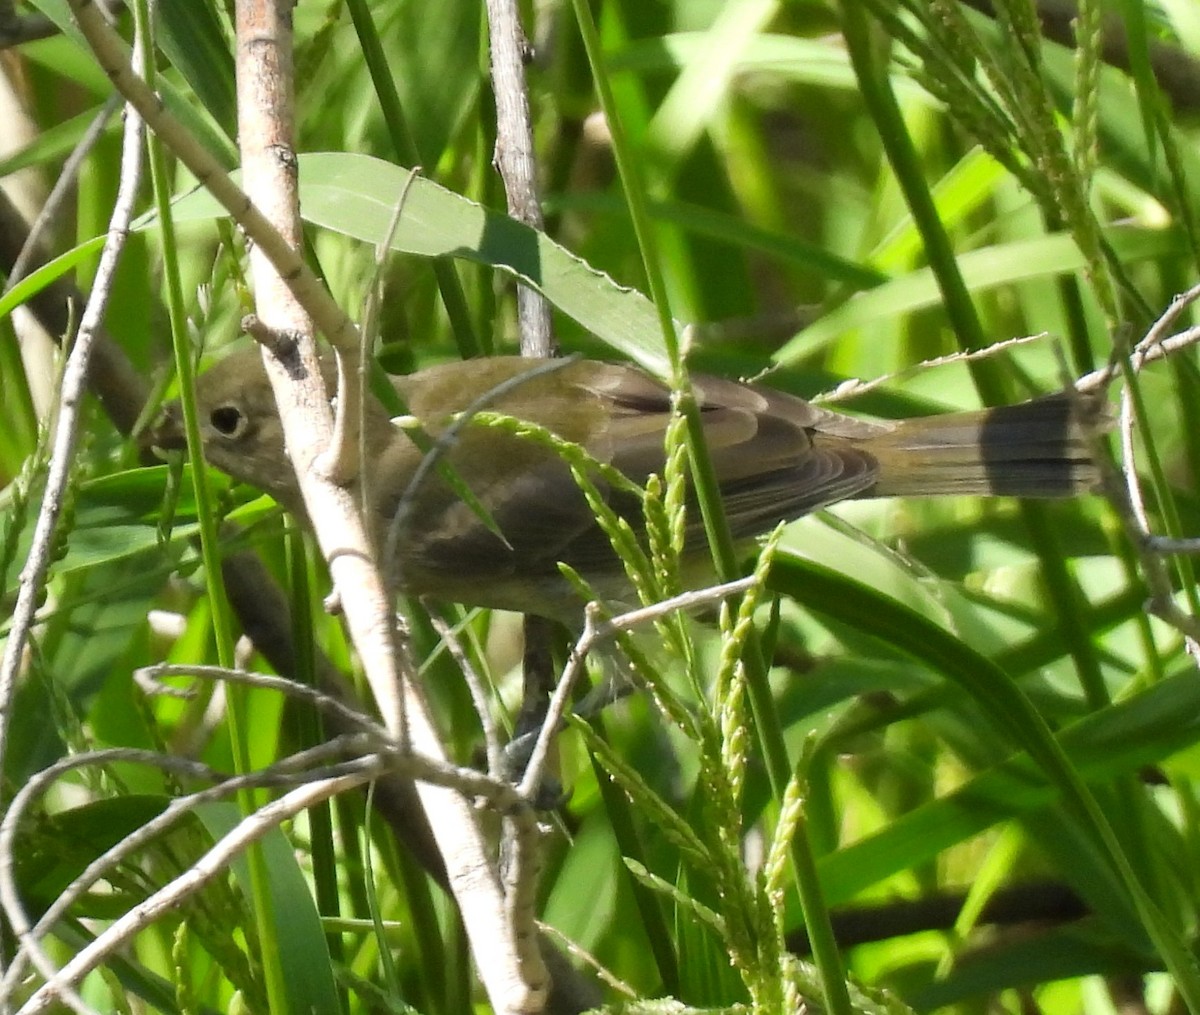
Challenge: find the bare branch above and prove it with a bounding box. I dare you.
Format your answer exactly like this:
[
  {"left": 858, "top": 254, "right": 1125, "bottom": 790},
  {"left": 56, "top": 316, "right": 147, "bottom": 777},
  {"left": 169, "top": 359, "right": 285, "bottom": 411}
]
[
  {"left": 13, "top": 767, "right": 381, "bottom": 1015},
  {"left": 516, "top": 577, "right": 756, "bottom": 800},
  {"left": 63, "top": 0, "right": 359, "bottom": 355},
  {"left": 134, "top": 662, "right": 387, "bottom": 736},
  {"left": 229, "top": 0, "right": 547, "bottom": 1008},
  {"left": 0, "top": 40, "right": 144, "bottom": 819},
  {"left": 426, "top": 609, "right": 507, "bottom": 775},
  {"left": 1061, "top": 294, "right": 1200, "bottom": 652},
  {"left": 485, "top": 0, "right": 554, "bottom": 357},
  {"left": 0, "top": 744, "right": 375, "bottom": 1005},
  {"left": 7, "top": 96, "right": 121, "bottom": 288}
]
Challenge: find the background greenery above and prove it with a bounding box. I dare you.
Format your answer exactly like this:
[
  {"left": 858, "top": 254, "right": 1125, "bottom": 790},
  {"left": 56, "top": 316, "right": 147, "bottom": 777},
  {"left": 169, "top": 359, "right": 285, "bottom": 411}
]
[{"left": 3, "top": 0, "right": 1200, "bottom": 1012}]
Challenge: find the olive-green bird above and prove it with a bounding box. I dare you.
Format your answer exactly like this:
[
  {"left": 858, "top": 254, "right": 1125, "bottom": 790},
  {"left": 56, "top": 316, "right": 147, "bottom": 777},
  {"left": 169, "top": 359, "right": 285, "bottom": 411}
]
[{"left": 149, "top": 349, "right": 1104, "bottom": 621}]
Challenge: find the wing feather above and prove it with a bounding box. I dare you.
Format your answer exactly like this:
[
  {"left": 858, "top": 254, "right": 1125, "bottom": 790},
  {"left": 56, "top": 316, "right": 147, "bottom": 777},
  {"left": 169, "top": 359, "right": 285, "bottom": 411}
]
[{"left": 388, "top": 358, "right": 884, "bottom": 588}]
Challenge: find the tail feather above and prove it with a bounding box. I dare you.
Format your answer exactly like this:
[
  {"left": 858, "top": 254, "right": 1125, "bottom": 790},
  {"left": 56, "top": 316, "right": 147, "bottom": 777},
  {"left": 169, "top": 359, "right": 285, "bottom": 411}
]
[{"left": 867, "top": 393, "right": 1109, "bottom": 498}]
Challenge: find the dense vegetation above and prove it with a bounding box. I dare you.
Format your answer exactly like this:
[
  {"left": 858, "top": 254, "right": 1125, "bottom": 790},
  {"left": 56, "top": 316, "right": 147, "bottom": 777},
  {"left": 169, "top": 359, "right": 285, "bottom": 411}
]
[{"left": 2, "top": 1, "right": 1200, "bottom": 1012}]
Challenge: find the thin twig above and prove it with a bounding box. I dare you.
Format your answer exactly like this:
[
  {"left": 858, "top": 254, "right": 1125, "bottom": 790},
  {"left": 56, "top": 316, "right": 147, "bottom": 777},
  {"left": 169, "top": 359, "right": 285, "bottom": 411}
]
[
  {"left": 134, "top": 662, "right": 388, "bottom": 737},
  {"left": 1140, "top": 537, "right": 1200, "bottom": 555},
  {"left": 13, "top": 768, "right": 382, "bottom": 1015},
  {"left": 1063, "top": 297, "right": 1200, "bottom": 651},
  {"left": 536, "top": 920, "right": 639, "bottom": 998},
  {"left": 0, "top": 743, "right": 375, "bottom": 1003},
  {"left": 485, "top": 0, "right": 554, "bottom": 357},
  {"left": 476, "top": 1, "right": 562, "bottom": 927},
  {"left": 7, "top": 96, "right": 122, "bottom": 288},
  {"left": 64, "top": 0, "right": 359, "bottom": 354},
  {"left": 503, "top": 578, "right": 756, "bottom": 989},
  {"left": 516, "top": 576, "right": 756, "bottom": 801},
  {"left": 326, "top": 166, "right": 424, "bottom": 491},
  {"left": 425, "top": 609, "right": 506, "bottom": 775},
  {"left": 1076, "top": 323, "right": 1200, "bottom": 396},
  {"left": 812, "top": 310, "right": 1200, "bottom": 406},
  {"left": 483, "top": 0, "right": 564, "bottom": 955},
  {"left": 1120, "top": 383, "right": 1151, "bottom": 533},
  {"left": 0, "top": 46, "right": 144, "bottom": 817},
  {"left": 1, "top": 720, "right": 537, "bottom": 1010},
  {"left": 228, "top": 1, "right": 546, "bottom": 1007}
]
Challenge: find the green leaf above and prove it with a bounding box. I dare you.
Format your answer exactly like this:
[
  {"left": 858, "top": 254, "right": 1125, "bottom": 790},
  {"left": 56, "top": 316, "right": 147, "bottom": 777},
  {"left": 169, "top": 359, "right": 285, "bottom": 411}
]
[
  {"left": 166, "top": 152, "right": 676, "bottom": 374},
  {"left": 196, "top": 802, "right": 342, "bottom": 1015}
]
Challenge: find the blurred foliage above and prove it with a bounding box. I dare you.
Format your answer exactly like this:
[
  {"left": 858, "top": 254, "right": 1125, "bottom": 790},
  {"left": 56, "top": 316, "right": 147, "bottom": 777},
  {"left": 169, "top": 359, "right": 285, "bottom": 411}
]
[{"left": 3, "top": 0, "right": 1200, "bottom": 1012}]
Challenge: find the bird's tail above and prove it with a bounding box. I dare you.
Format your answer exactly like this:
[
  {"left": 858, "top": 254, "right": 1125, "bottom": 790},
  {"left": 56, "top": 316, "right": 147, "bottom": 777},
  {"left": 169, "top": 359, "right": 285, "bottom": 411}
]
[{"left": 867, "top": 393, "right": 1109, "bottom": 498}]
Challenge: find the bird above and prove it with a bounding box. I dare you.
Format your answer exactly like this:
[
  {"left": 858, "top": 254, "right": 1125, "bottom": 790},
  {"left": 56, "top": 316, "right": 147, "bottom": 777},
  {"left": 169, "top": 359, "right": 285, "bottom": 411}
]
[{"left": 148, "top": 348, "right": 1105, "bottom": 621}]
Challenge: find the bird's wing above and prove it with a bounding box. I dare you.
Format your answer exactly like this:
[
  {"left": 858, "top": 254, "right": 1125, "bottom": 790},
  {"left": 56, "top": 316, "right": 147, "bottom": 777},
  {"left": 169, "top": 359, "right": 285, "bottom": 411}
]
[
  {"left": 391, "top": 360, "right": 888, "bottom": 585},
  {"left": 593, "top": 365, "right": 885, "bottom": 541}
]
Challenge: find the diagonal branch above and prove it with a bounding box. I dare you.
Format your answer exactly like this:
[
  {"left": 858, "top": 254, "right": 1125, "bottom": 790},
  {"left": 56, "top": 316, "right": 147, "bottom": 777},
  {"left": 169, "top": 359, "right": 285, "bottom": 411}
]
[{"left": 0, "top": 28, "right": 145, "bottom": 833}]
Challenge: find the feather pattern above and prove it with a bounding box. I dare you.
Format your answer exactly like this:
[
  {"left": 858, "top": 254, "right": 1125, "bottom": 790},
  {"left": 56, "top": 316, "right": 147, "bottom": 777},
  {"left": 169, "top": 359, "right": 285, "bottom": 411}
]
[{"left": 151, "top": 351, "right": 1106, "bottom": 618}]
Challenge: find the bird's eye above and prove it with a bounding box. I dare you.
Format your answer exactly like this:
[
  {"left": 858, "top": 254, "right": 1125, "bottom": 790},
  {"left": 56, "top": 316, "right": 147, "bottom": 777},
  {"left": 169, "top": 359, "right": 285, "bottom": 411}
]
[{"left": 209, "top": 405, "right": 246, "bottom": 438}]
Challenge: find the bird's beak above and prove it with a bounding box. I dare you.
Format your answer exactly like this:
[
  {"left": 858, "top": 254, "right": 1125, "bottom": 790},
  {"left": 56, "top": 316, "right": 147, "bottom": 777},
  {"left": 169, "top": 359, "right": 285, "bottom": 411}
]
[{"left": 141, "top": 403, "right": 187, "bottom": 459}]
